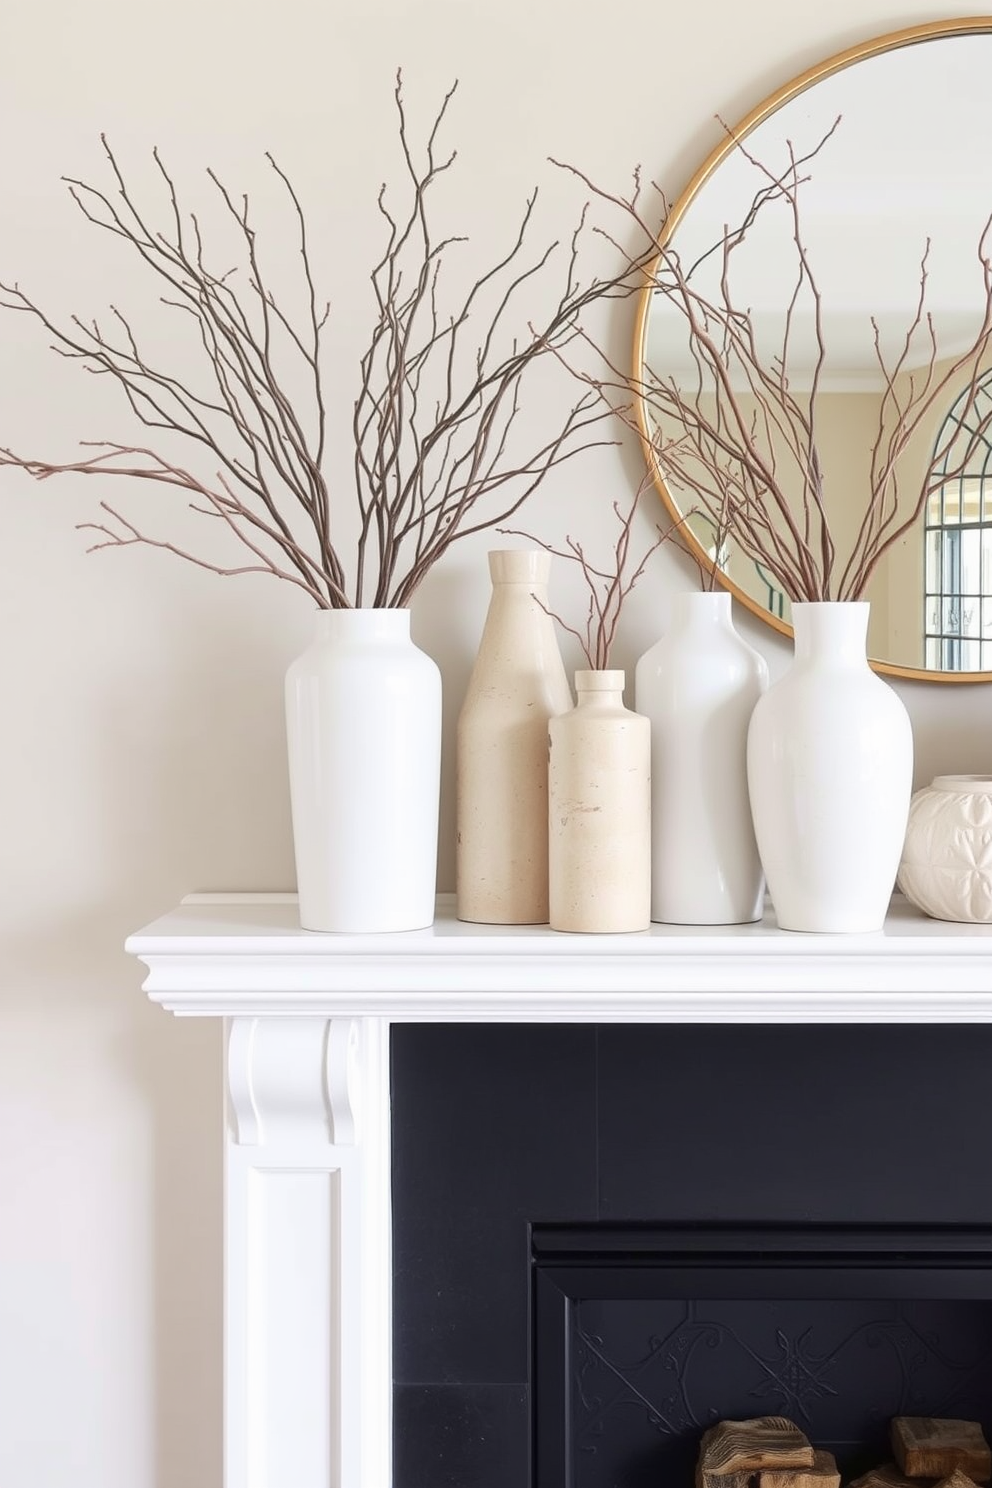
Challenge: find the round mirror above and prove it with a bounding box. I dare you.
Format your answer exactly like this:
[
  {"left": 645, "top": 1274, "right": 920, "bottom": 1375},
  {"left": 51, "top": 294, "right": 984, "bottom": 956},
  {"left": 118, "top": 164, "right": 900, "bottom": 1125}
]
[{"left": 636, "top": 17, "right": 992, "bottom": 680}]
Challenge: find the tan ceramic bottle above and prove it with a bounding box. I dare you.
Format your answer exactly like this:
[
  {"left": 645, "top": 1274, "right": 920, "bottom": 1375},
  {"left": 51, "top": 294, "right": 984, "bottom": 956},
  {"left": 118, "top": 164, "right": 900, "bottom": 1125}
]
[
  {"left": 456, "top": 550, "right": 572, "bottom": 923},
  {"left": 548, "top": 669, "right": 651, "bottom": 933}
]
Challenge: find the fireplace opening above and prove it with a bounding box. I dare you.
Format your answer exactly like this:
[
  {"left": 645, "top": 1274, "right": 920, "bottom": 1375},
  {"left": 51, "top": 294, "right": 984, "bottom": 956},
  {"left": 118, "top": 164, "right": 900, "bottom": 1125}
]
[
  {"left": 532, "top": 1223, "right": 992, "bottom": 1487},
  {"left": 390, "top": 1025, "right": 992, "bottom": 1488}
]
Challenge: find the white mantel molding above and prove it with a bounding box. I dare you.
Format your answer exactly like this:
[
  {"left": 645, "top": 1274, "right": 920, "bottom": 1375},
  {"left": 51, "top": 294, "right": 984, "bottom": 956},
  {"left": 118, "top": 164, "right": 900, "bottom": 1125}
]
[
  {"left": 126, "top": 892, "right": 992, "bottom": 1488},
  {"left": 128, "top": 891, "right": 992, "bottom": 1019}
]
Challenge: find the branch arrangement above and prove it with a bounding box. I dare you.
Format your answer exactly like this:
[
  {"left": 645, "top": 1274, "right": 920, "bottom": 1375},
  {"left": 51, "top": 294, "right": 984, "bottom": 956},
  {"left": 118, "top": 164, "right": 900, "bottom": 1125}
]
[
  {"left": 499, "top": 477, "right": 691, "bottom": 669},
  {"left": 0, "top": 75, "right": 648, "bottom": 609},
  {"left": 556, "top": 124, "right": 992, "bottom": 603}
]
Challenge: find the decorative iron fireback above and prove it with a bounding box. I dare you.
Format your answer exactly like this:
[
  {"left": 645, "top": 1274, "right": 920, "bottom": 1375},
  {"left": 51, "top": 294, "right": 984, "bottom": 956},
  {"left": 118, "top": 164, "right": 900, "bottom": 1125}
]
[{"left": 573, "top": 1299, "right": 992, "bottom": 1475}]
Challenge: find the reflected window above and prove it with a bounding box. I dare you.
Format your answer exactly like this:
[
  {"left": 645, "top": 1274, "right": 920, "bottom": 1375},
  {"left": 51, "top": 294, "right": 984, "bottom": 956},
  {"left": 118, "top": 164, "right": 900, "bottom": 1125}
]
[{"left": 925, "top": 373, "right": 992, "bottom": 669}]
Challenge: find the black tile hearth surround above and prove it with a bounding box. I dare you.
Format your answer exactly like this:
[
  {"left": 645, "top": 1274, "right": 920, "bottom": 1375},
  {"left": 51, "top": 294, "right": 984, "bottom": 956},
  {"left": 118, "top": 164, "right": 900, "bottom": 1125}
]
[{"left": 391, "top": 1024, "right": 992, "bottom": 1488}]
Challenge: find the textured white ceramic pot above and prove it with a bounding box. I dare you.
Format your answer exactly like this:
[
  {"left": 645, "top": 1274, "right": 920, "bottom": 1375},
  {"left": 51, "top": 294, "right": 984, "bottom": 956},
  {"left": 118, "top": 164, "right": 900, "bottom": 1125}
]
[
  {"left": 285, "top": 607, "right": 442, "bottom": 933},
  {"left": 635, "top": 591, "right": 768, "bottom": 924},
  {"left": 456, "top": 549, "right": 572, "bottom": 924},
  {"left": 898, "top": 775, "right": 992, "bottom": 922},
  {"left": 746, "top": 601, "right": 913, "bottom": 933},
  {"left": 548, "top": 669, "right": 650, "bottom": 933}
]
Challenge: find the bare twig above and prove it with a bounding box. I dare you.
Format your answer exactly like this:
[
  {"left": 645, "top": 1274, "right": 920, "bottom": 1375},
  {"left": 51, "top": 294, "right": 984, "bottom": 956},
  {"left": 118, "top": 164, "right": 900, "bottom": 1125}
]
[
  {"left": 499, "top": 474, "right": 692, "bottom": 668},
  {"left": 0, "top": 76, "right": 655, "bottom": 607},
  {"left": 556, "top": 122, "right": 992, "bottom": 604}
]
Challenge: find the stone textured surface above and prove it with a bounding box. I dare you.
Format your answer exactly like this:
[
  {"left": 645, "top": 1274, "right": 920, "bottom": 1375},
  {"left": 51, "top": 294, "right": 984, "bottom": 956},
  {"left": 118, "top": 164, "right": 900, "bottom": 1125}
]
[
  {"left": 548, "top": 669, "right": 651, "bottom": 934},
  {"left": 456, "top": 549, "right": 571, "bottom": 925}
]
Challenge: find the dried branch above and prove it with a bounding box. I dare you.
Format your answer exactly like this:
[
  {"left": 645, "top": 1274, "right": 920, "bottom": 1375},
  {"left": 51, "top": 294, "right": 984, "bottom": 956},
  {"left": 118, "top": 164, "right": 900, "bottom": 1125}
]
[
  {"left": 0, "top": 75, "right": 653, "bottom": 608},
  {"left": 556, "top": 121, "right": 992, "bottom": 604},
  {"left": 499, "top": 474, "right": 692, "bottom": 669}
]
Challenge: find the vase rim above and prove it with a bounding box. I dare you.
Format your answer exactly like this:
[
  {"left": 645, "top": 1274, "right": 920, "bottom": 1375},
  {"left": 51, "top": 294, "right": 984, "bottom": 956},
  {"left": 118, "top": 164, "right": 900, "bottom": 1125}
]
[
  {"left": 575, "top": 668, "right": 625, "bottom": 690},
  {"left": 790, "top": 599, "right": 870, "bottom": 609},
  {"left": 488, "top": 548, "right": 551, "bottom": 583},
  {"left": 931, "top": 773, "right": 992, "bottom": 793}
]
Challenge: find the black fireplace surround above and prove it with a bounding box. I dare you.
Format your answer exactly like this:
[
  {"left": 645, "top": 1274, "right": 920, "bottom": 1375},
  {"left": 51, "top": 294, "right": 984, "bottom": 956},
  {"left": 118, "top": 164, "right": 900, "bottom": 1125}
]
[{"left": 391, "top": 1025, "right": 992, "bottom": 1488}]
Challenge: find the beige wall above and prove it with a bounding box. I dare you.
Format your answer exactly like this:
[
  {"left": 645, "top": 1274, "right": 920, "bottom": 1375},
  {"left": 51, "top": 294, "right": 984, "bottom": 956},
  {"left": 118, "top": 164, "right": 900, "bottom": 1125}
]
[{"left": 4, "top": 5, "right": 992, "bottom": 1486}]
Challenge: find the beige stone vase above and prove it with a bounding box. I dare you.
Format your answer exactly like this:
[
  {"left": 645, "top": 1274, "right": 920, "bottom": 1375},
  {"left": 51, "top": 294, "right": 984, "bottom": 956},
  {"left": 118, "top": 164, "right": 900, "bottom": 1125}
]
[
  {"left": 548, "top": 669, "right": 651, "bottom": 933},
  {"left": 456, "top": 549, "right": 572, "bottom": 923}
]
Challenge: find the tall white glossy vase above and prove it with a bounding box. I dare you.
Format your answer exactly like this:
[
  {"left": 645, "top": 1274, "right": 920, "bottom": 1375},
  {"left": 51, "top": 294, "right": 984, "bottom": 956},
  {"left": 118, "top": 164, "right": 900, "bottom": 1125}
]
[
  {"left": 548, "top": 670, "right": 651, "bottom": 933},
  {"left": 635, "top": 591, "right": 768, "bottom": 924},
  {"left": 457, "top": 549, "right": 572, "bottom": 924},
  {"left": 746, "top": 601, "right": 913, "bottom": 933},
  {"left": 285, "top": 607, "right": 442, "bottom": 932}
]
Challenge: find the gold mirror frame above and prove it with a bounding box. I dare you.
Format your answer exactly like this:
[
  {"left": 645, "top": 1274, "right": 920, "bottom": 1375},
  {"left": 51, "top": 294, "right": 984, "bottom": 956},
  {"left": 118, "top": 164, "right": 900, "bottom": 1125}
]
[{"left": 633, "top": 15, "right": 992, "bottom": 683}]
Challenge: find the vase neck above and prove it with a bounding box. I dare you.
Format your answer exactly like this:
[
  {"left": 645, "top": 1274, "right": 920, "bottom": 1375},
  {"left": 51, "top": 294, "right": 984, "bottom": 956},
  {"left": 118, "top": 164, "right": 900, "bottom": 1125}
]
[
  {"left": 574, "top": 668, "right": 626, "bottom": 707},
  {"left": 315, "top": 607, "right": 411, "bottom": 643},
  {"left": 670, "top": 590, "right": 733, "bottom": 632},
  {"left": 791, "top": 601, "right": 869, "bottom": 665},
  {"left": 488, "top": 549, "right": 551, "bottom": 590}
]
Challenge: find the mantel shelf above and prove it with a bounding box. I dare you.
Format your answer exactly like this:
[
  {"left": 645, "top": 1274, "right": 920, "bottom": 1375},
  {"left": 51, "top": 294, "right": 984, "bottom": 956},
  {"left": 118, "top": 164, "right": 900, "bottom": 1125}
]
[
  {"left": 126, "top": 888, "right": 992, "bottom": 1488},
  {"left": 126, "top": 891, "right": 992, "bottom": 1018}
]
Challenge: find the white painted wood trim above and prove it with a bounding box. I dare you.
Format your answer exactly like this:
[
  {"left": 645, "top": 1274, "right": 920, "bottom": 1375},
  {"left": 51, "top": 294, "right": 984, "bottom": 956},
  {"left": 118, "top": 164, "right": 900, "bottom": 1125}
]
[
  {"left": 128, "top": 893, "right": 992, "bottom": 1017},
  {"left": 222, "top": 1015, "right": 390, "bottom": 1488},
  {"left": 128, "top": 891, "right": 992, "bottom": 1488}
]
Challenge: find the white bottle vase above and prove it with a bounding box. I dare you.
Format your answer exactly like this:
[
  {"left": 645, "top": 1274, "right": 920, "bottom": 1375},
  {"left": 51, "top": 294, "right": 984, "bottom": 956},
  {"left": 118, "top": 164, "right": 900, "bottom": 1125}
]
[
  {"left": 457, "top": 549, "right": 572, "bottom": 924},
  {"left": 746, "top": 601, "right": 913, "bottom": 933},
  {"left": 548, "top": 670, "right": 651, "bottom": 933},
  {"left": 635, "top": 591, "right": 768, "bottom": 925},
  {"left": 285, "top": 607, "right": 442, "bottom": 932}
]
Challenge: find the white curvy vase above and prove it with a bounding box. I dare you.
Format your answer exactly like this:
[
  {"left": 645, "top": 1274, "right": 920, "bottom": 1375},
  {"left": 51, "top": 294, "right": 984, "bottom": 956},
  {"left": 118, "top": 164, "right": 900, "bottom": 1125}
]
[
  {"left": 635, "top": 591, "right": 768, "bottom": 925},
  {"left": 746, "top": 601, "right": 913, "bottom": 933},
  {"left": 285, "top": 607, "right": 442, "bottom": 933},
  {"left": 898, "top": 775, "right": 992, "bottom": 922},
  {"left": 548, "top": 669, "right": 650, "bottom": 934},
  {"left": 456, "top": 549, "right": 572, "bottom": 924}
]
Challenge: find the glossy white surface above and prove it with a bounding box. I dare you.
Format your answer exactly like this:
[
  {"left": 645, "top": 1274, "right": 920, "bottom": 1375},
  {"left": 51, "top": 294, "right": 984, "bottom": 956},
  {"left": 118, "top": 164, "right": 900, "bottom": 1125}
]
[
  {"left": 456, "top": 549, "right": 571, "bottom": 924},
  {"left": 747, "top": 602, "right": 914, "bottom": 932},
  {"left": 284, "top": 608, "right": 442, "bottom": 932},
  {"left": 128, "top": 890, "right": 992, "bottom": 1013},
  {"left": 899, "top": 774, "right": 992, "bottom": 921},
  {"left": 636, "top": 592, "right": 768, "bottom": 925}
]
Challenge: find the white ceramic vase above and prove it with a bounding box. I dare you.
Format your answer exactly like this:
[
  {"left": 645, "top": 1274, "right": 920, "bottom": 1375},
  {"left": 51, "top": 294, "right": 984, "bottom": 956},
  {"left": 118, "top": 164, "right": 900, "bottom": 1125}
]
[
  {"left": 635, "top": 591, "right": 768, "bottom": 924},
  {"left": 285, "top": 607, "right": 442, "bottom": 933},
  {"left": 898, "top": 775, "right": 992, "bottom": 922},
  {"left": 548, "top": 669, "right": 650, "bottom": 933},
  {"left": 456, "top": 549, "right": 572, "bottom": 924},
  {"left": 746, "top": 601, "right": 913, "bottom": 933}
]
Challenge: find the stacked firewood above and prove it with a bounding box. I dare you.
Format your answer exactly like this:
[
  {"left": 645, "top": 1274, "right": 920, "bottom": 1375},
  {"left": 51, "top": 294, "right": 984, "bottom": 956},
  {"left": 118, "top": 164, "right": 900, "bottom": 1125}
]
[
  {"left": 695, "top": 1416, "right": 991, "bottom": 1488},
  {"left": 851, "top": 1420, "right": 992, "bottom": 1488}
]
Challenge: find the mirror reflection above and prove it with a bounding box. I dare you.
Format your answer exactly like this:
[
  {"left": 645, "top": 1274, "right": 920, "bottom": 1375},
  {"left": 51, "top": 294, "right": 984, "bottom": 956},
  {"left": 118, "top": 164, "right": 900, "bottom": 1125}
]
[{"left": 638, "top": 24, "right": 992, "bottom": 678}]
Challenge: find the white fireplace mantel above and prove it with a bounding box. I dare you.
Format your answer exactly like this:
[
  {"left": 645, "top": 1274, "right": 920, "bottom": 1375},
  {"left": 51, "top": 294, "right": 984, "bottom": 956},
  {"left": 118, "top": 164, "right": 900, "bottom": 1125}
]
[{"left": 125, "top": 892, "right": 992, "bottom": 1488}]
